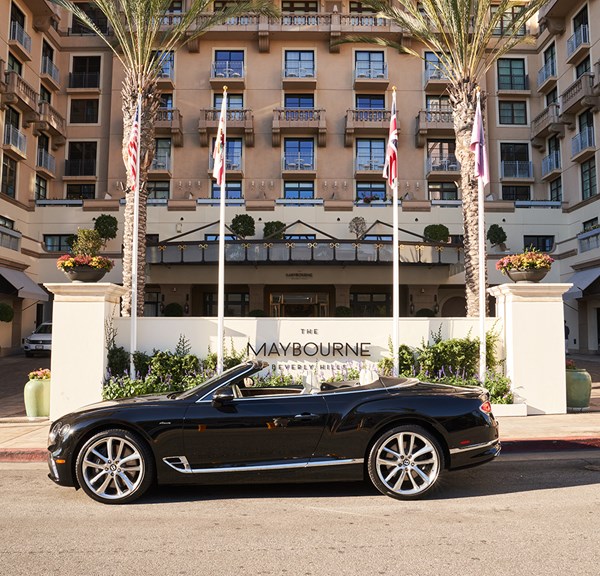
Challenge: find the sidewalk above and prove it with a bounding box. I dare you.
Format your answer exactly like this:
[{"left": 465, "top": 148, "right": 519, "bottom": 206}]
[{"left": 1, "top": 354, "right": 599, "bottom": 462}]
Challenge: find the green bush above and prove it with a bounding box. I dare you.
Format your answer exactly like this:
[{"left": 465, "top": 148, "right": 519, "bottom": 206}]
[
  {"left": 203, "top": 340, "right": 247, "bottom": 371},
  {"left": 248, "top": 309, "right": 267, "bottom": 317},
  {"left": 334, "top": 306, "right": 352, "bottom": 317},
  {"left": 72, "top": 228, "right": 103, "bottom": 256},
  {"left": 0, "top": 303, "right": 14, "bottom": 323},
  {"left": 163, "top": 302, "right": 184, "bottom": 317},
  {"left": 263, "top": 221, "right": 286, "bottom": 240},
  {"left": 423, "top": 224, "right": 450, "bottom": 243},
  {"left": 132, "top": 351, "right": 152, "bottom": 379},
  {"left": 487, "top": 223, "right": 507, "bottom": 246},
  {"left": 107, "top": 346, "right": 130, "bottom": 377},
  {"left": 94, "top": 214, "right": 118, "bottom": 244},
  {"left": 230, "top": 214, "right": 255, "bottom": 238}
]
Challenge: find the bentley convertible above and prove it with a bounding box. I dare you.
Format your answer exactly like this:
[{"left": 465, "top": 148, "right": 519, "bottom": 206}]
[{"left": 48, "top": 360, "right": 500, "bottom": 504}]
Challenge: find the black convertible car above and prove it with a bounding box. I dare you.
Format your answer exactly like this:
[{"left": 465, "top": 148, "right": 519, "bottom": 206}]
[{"left": 48, "top": 360, "right": 500, "bottom": 504}]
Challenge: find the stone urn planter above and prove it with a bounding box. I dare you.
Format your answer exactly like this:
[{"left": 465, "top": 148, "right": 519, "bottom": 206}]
[
  {"left": 506, "top": 268, "right": 550, "bottom": 283},
  {"left": 566, "top": 367, "right": 592, "bottom": 410},
  {"left": 24, "top": 369, "right": 51, "bottom": 418},
  {"left": 63, "top": 266, "right": 107, "bottom": 283}
]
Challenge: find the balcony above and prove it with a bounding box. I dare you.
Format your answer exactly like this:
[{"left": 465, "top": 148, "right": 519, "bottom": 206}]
[
  {"left": 40, "top": 57, "right": 61, "bottom": 90},
  {"left": 0, "top": 71, "right": 39, "bottom": 126},
  {"left": 559, "top": 74, "right": 599, "bottom": 126},
  {"left": 530, "top": 104, "right": 564, "bottom": 149},
  {"left": 282, "top": 66, "right": 316, "bottom": 90},
  {"left": 537, "top": 59, "right": 557, "bottom": 92},
  {"left": 157, "top": 66, "right": 175, "bottom": 89},
  {"left": 9, "top": 21, "right": 31, "bottom": 61},
  {"left": 571, "top": 127, "right": 596, "bottom": 163},
  {"left": 64, "top": 159, "right": 97, "bottom": 179},
  {"left": 500, "top": 160, "right": 534, "bottom": 181},
  {"left": 210, "top": 61, "right": 244, "bottom": 89},
  {"left": 566, "top": 25, "right": 589, "bottom": 64},
  {"left": 208, "top": 156, "right": 243, "bottom": 178},
  {"left": 67, "top": 72, "right": 100, "bottom": 92},
  {"left": 35, "top": 101, "right": 66, "bottom": 147},
  {"left": 345, "top": 109, "right": 391, "bottom": 146},
  {"left": 149, "top": 153, "right": 172, "bottom": 178},
  {"left": 2, "top": 125, "right": 27, "bottom": 159},
  {"left": 36, "top": 149, "right": 56, "bottom": 178},
  {"left": 541, "top": 151, "right": 561, "bottom": 181},
  {"left": 282, "top": 155, "right": 316, "bottom": 179},
  {"left": 355, "top": 156, "right": 385, "bottom": 179},
  {"left": 272, "top": 108, "right": 326, "bottom": 147},
  {"left": 415, "top": 109, "right": 453, "bottom": 147},
  {"left": 424, "top": 66, "right": 450, "bottom": 92},
  {"left": 155, "top": 108, "right": 183, "bottom": 147},
  {"left": 426, "top": 155, "right": 460, "bottom": 180},
  {"left": 198, "top": 108, "right": 254, "bottom": 147},
  {"left": 538, "top": 0, "right": 568, "bottom": 35},
  {"left": 0, "top": 225, "right": 20, "bottom": 251},
  {"left": 354, "top": 64, "right": 388, "bottom": 90},
  {"left": 578, "top": 228, "right": 600, "bottom": 253}
]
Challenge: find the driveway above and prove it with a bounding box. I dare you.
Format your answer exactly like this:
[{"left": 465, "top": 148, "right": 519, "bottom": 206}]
[{"left": 0, "top": 353, "right": 51, "bottom": 418}]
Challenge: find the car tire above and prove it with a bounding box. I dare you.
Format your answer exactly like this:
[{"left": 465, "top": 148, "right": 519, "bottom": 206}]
[
  {"left": 367, "top": 425, "right": 444, "bottom": 500},
  {"left": 75, "top": 428, "right": 154, "bottom": 504}
]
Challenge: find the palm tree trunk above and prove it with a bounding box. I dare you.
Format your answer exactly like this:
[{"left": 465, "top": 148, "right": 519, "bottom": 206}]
[
  {"left": 120, "top": 73, "right": 161, "bottom": 317},
  {"left": 451, "top": 86, "right": 488, "bottom": 318}
]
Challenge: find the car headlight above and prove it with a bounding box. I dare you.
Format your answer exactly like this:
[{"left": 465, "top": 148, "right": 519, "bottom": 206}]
[{"left": 48, "top": 422, "right": 71, "bottom": 444}]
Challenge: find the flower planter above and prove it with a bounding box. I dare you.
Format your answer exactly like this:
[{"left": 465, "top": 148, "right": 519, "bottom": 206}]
[
  {"left": 24, "top": 378, "right": 50, "bottom": 418},
  {"left": 566, "top": 368, "right": 592, "bottom": 409},
  {"left": 506, "top": 268, "right": 549, "bottom": 283},
  {"left": 63, "top": 266, "right": 107, "bottom": 282}
]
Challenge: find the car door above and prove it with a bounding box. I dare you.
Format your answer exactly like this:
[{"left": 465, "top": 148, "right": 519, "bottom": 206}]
[{"left": 182, "top": 386, "right": 328, "bottom": 470}]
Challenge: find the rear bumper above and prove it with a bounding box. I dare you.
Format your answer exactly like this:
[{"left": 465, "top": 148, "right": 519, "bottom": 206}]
[{"left": 449, "top": 439, "right": 501, "bottom": 469}]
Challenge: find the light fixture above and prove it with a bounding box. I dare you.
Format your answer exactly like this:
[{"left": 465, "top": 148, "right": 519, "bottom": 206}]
[
  {"left": 184, "top": 294, "right": 190, "bottom": 315},
  {"left": 433, "top": 295, "right": 439, "bottom": 315},
  {"left": 409, "top": 294, "right": 415, "bottom": 315}
]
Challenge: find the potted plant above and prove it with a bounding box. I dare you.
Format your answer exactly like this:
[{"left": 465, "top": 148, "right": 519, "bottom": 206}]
[
  {"left": 348, "top": 216, "right": 366, "bottom": 239},
  {"left": 565, "top": 359, "right": 592, "bottom": 410},
  {"left": 423, "top": 224, "right": 450, "bottom": 243},
  {"left": 496, "top": 248, "right": 554, "bottom": 283},
  {"left": 487, "top": 224, "right": 507, "bottom": 251},
  {"left": 263, "top": 221, "right": 286, "bottom": 240},
  {"left": 24, "top": 368, "right": 51, "bottom": 418},
  {"left": 56, "top": 228, "right": 114, "bottom": 282},
  {"left": 230, "top": 214, "right": 255, "bottom": 239}
]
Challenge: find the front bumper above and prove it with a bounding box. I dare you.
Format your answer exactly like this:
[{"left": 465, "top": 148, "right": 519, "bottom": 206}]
[{"left": 24, "top": 342, "right": 51, "bottom": 353}]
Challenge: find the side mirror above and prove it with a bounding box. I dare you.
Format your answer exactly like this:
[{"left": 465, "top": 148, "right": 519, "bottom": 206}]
[{"left": 212, "top": 386, "right": 235, "bottom": 407}]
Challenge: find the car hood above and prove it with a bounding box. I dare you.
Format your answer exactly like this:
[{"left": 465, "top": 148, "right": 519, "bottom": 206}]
[{"left": 71, "top": 393, "right": 173, "bottom": 414}]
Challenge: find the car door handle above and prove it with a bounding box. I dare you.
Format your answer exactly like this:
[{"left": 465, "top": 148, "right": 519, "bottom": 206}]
[{"left": 293, "top": 413, "right": 320, "bottom": 421}]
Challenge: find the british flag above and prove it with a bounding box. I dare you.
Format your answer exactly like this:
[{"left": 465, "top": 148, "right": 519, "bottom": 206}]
[
  {"left": 212, "top": 92, "right": 227, "bottom": 185},
  {"left": 127, "top": 104, "right": 140, "bottom": 191},
  {"left": 383, "top": 89, "right": 398, "bottom": 188}
]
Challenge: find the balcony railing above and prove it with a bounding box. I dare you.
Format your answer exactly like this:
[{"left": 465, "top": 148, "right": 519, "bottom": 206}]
[
  {"left": 571, "top": 126, "right": 595, "bottom": 158},
  {"left": 3, "top": 124, "right": 27, "bottom": 154},
  {"left": 578, "top": 228, "right": 600, "bottom": 253},
  {"left": 280, "top": 13, "right": 328, "bottom": 26},
  {"left": 426, "top": 154, "right": 460, "bottom": 173},
  {"left": 282, "top": 155, "right": 315, "bottom": 170},
  {"left": 64, "top": 159, "right": 96, "bottom": 176},
  {"left": 150, "top": 153, "right": 171, "bottom": 171},
  {"left": 341, "top": 14, "right": 388, "bottom": 27},
  {"left": 355, "top": 63, "right": 387, "bottom": 80},
  {"left": 0, "top": 225, "right": 21, "bottom": 251},
  {"left": 37, "top": 149, "right": 56, "bottom": 173},
  {"left": 501, "top": 160, "right": 533, "bottom": 179},
  {"left": 537, "top": 59, "right": 556, "bottom": 88},
  {"left": 541, "top": 151, "right": 561, "bottom": 177},
  {"left": 147, "top": 239, "right": 464, "bottom": 266},
  {"left": 283, "top": 65, "right": 315, "bottom": 78},
  {"left": 498, "top": 75, "right": 529, "bottom": 91},
  {"left": 355, "top": 156, "right": 385, "bottom": 171},
  {"left": 531, "top": 103, "right": 561, "bottom": 138},
  {"left": 9, "top": 21, "right": 31, "bottom": 53},
  {"left": 567, "top": 25, "right": 589, "bottom": 58},
  {"left": 349, "top": 109, "right": 390, "bottom": 122},
  {"left": 424, "top": 66, "right": 450, "bottom": 82},
  {"left": 41, "top": 57, "right": 60, "bottom": 84},
  {"left": 209, "top": 156, "right": 242, "bottom": 171},
  {"left": 68, "top": 72, "right": 100, "bottom": 89},
  {"left": 275, "top": 108, "right": 324, "bottom": 122},
  {"left": 211, "top": 61, "right": 244, "bottom": 78},
  {"left": 38, "top": 101, "right": 67, "bottom": 137}
]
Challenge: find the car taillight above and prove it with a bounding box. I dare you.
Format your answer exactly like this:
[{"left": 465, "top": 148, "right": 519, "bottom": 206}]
[{"left": 479, "top": 401, "right": 492, "bottom": 414}]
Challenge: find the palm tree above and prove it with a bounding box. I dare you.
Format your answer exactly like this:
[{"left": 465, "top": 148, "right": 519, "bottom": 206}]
[
  {"left": 51, "top": 0, "right": 276, "bottom": 316},
  {"left": 343, "top": 0, "right": 549, "bottom": 316}
]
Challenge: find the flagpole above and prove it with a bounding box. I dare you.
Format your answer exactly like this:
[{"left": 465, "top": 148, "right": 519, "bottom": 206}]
[
  {"left": 392, "top": 170, "right": 399, "bottom": 377},
  {"left": 130, "top": 94, "right": 141, "bottom": 377},
  {"left": 476, "top": 89, "right": 487, "bottom": 382},
  {"left": 216, "top": 87, "right": 228, "bottom": 375}
]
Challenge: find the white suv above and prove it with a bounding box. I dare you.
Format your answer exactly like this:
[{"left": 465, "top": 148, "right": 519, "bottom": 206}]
[{"left": 23, "top": 323, "right": 52, "bottom": 357}]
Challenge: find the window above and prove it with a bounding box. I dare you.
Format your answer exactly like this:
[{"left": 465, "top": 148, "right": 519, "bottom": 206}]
[
  {"left": 284, "top": 138, "right": 314, "bottom": 169},
  {"left": 66, "top": 183, "right": 95, "bottom": 199},
  {"left": 573, "top": 7, "right": 588, "bottom": 32},
  {"left": 1, "top": 156, "right": 17, "bottom": 198},
  {"left": 546, "top": 87, "right": 558, "bottom": 107},
  {"left": 576, "top": 56, "right": 591, "bottom": 78},
  {"left": 226, "top": 138, "right": 242, "bottom": 170},
  {"left": 66, "top": 141, "right": 97, "bottom": 176},
  {"left": 214, "top": 93, "right": 243, "bottom": 109},
  {"left": 524, "top": 236, "right": 554, "bottom": 252},
  {"left": 10, "top": 3, "right": 25, "bottom": 28},
  {"left": 5, "top": 106, "right": 20, "bottom": 130},
  {"left": 428, "top": 182, "right": 458, "bottom": 201},
  {"left": 38, "top": 133, "right": 49, "bottom": 153},
  {"left": 70, "top": 55, "right": 101, "bottom": 88},
  {"left": 355, "top": 51, "right": 385, "bottom": 78},
  {"left": 543, "top": 43, "right": 556, "bottom": 76},
  {"left": 285, "top": 234, "right": 316, "bottom": 240},
  {"left": 499, "top": 101, "right": 527, "bottom": 125},
  {"left": 427, "top": 139, "right": 456, "bottom": 168},
  {"left": 284, "top": 50, "right": 314, "bottom": 77},
  {"left": 583, "top": 218, "right": 598, "bottom": 232},
  {"left": 42, "top": 41, "right": 54, "bottom": 63},
  {"left": 144, "top": 290, "right": 161, "bottom": 317},
  {"left": 356, "top": 95, "right": 385, "bottom": 109},
  {"left": 356, "top": 138, "right": 385, "bottom": 169},
  {"left": 283, "top": 181, "right": 314, "bottom": 200},
  {"left": 549, "top": 177, "right": 562, "bottom": 202},
  {"left": 35, "top": 175, "right": 48, "bottom": 200},
  {"left": 44, "top": 234, "right": 74, "bottom": 252},
  {"left": 39, "top": 85, "right": 51, "bottom": 104},
  {"left": 350, "top": 292, "right": 391, "bottom": 317},
  {"left": 502, "top": 185, "right": 530, "bottom": 201},
  {"left": 7, "top": 52, "right": 22, "bottom": 75},
  {"left": 491, "top": 4, "right": 526, "bottom": 36},
  {"left": 203, "top": 292, "right": 249, "bottom": 317},
  {"left": 548, "top": 135, "right": 560, "bottom": 155},
  {"left": 160, "top": 93, "right": 173, "bottom": 109},
  {"left": 282, "top": 1, "right": 318, "bottom": 12},
  {"left": 147, "top": 181, "right": 170, "bottom": 200},
  {"left": 154, "top": 51, "right": 175, "bottom": 79},
  {"left": 581, "top": 158, "right": 597, "bottom": 200},
  {"left": 205, "top": 234, "right": 236, "bottom": 241},
  {"left": 500, "top": 142, "right": 530, "bottom": 178},
  {"left": 426, "top": 95, "right": 451, "bottom": 111},
  {"left": 284, "top": 94, "right": 314, "bottom": 108},
  {"left": 363, "top": 234, "right": 392, "bottom": 241},
  {"left": 70, "top": 99, "right": 99, "bottom": 123},
  {"left": 214, "top": 50, "right": 244, "bottom": 77},
  {"left": 497, "top": 58, "right": 527, "bottom": 90},
  {"left": 71, "top": 2, "right": 109, "bottom": 34},
  {"left": 424, "top": 52, "right": 448, "bottom": 80},
  {"left": 211, "top": 181, "right": 242, "bottom": 199},
  {"left": 356, "top": 181, "right": 386, "bottom": 201},
  {"left": 0, "top": 216, "right": 15, "bottom": 230},
  {"left": 153, "top": 138, "right": 171, "bottom": 170}
]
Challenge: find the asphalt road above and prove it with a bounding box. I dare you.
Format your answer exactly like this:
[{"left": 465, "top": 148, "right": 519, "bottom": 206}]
[{"left": 1, "top": 454, "right": 599, "bottom": 576}]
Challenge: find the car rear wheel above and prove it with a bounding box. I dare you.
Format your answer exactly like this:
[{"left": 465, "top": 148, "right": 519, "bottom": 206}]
[
  {"left": 368, "top": 425, "right": 444, "bottom": 500},
  {"left": 75, "top": 429, "right": 154, "bottom": 504}
]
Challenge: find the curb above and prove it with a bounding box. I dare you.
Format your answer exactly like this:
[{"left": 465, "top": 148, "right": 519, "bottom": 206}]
[
  {"left": 0, "top": 449, "right": 47, "bottom": 462},
  {"left": 501, "top": 437, "right": 600, "bottom": 452}
]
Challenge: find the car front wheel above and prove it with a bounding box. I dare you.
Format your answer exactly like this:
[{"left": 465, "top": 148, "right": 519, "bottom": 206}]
[
  {"left": 75, "top": 429, "right": 154, "bottom": 504},
  {"left": 368, "top": 425, "right": 444, "bottom": 500}
]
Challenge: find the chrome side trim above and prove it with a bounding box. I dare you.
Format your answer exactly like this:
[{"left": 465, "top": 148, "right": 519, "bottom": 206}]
[
  {"left": 449, "top": 439, "right": 499, "bottom": 454},
  {"left": 162, "top": 457, "right": 363, "bottom": 475}
]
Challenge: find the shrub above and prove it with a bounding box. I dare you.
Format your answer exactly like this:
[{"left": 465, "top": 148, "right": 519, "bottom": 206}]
[
  {"left": 263, "top": 221, "right": 286, "bottom": 240},
  {"left": 71, "top": 228, "right": 104, "bottom": 256},
  {"left": 487, "top": 223, "right": 507, "bottom": 246},
  {"left": 133, "top": 351, "right": 152, "bottom": 379},
  {"left": 230, "top": 214, "right": 255, "bottom": 238},
  {"left": 203, "top": 340, "right": 247, "bottom": 371},
  {"left": 107, "top": 345, "right": 130, "bottom": 377},
  {"left": 248, "top": 309, "right": 267, "bottom": 317},
  {"left": 0, "top": 303, "right": 14, "bottom": 323},
  {"left": 334, "top": 306, "right": 352, "bottom": 317},
  {"left": 163, "top": 302, "right": 184, "bottom": 317},
  {"left": 94, "top": 214, "right": 118, "bottom": 245},
  {"left": 348, "top": 216, "right": 366, "bottom": 238},
  {"left": 423, "top": 224, "right": 450, "bottom": 243}
]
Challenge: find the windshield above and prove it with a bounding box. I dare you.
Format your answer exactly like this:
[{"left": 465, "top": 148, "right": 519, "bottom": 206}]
[
  {"left": 174, "top": 362, "right": 258, "bottom": 399},
  {"left": 34, "top": 324, "right": 52, "bottom": 334}
]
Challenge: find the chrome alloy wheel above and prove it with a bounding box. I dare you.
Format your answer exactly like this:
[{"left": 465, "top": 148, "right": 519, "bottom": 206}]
[
  {"left": 371, "top": 428, "right": 441, "bottom": 498},
  {"left": 80, "top": 435, "right": 145, "bottom": 501}
]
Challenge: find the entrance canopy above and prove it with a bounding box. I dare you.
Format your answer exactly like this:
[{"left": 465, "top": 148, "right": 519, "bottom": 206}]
[
  {"left": 0, "top": 267, "right": 49, "bottom": 301},
  {"left": 563, "top": 268, "right": 600, "bottom": 300}
]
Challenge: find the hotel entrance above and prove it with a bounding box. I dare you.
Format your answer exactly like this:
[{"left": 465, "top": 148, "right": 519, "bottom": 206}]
[{"left": 268, "top": 290, "right": 331, "bottom": 317}]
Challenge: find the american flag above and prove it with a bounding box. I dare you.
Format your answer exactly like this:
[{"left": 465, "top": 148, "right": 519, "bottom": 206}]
[
  {"left": 127, "top": 103, "right": 140, "bottom": 191},
  {"left": 212, "top": 91, "right": 227, "bottom": 185},
  {"left": 470, "top": 93, "right": 489, "bottom": 185},
  {"left": 383, "top": 89, "right": 398, "bottom": 188}
]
